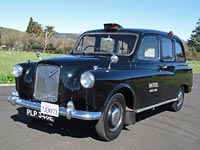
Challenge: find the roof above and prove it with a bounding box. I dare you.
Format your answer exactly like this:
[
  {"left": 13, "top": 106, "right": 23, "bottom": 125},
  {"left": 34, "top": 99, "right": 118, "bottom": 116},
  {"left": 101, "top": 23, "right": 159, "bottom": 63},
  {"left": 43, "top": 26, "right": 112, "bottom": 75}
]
[{"left": 83, "top": 28, "right": 181, "bottom": 40}]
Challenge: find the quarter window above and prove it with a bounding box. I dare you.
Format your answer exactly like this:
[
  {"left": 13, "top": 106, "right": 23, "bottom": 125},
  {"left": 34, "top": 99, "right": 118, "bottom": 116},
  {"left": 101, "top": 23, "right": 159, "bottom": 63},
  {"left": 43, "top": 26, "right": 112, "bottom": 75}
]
[
  {"left": 137, "top": 36, "right": 159, "bottom": 60},
  {"left": 175, "top": 41, "right": 185, "bottom": 62},
  {"left": 161, "top": 38, "right": 173, "bottom": 60}
]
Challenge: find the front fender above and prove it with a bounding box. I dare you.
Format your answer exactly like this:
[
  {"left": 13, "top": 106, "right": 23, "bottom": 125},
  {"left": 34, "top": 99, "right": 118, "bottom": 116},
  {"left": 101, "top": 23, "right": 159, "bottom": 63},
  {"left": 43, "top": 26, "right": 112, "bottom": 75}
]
[
  {"left": 16, "top": 62, "right": 37, "bottom": 99},
  {"left": 90, "top": 69, "right": 137, "bottom": 111}
]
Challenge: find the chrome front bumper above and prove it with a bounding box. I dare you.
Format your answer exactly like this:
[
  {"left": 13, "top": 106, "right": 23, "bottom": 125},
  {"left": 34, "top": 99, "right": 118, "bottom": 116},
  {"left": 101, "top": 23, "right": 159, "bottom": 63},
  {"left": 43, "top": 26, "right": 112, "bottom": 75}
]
[{"left": 8, "top": 91, "right": 101, "bottom": 121}]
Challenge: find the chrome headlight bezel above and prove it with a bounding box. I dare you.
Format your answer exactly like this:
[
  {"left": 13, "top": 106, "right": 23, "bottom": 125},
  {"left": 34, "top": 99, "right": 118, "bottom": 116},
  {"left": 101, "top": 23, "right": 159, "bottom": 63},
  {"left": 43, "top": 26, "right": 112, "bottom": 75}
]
[
  {"left": 12, "top": 65, "right": 23, "bottom": 78},
  {"left": 80, "top": 71, "right": 95, "bottom": 88}
]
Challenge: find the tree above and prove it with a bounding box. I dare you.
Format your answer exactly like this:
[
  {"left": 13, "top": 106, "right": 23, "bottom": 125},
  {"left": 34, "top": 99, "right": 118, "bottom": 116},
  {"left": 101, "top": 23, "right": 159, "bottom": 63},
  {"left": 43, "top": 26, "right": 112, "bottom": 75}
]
[
  {"left": 7, "top": 32, "right": 19, "bottom": 50},
  {"left": 187, "top": 18, "right": 200, "bottom": 52},
  {"left": 19, "top": 33, "right": 32, "bottom": 51},
  {"left": 34, "top": 23, "right": 43, "bottom": 36},
  {"left": 26, "top": 17, "right": 55, "bottom": 53},
  {"left": 42, "top": 25, "right": 55, "bottom": 53},
  {"left": 26, "top": 17, "right": 42, "bottom": 36},
  {"left": 26, "top": 17, "right": 35, "bottom": 34},
  {"left": 0, "top": 33, "right": 1, "bottom": 46}
]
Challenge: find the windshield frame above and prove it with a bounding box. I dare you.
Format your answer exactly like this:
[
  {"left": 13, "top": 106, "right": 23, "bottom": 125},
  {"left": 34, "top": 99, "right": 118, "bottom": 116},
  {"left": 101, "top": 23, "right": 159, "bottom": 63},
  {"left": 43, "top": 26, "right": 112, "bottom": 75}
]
[{"left": 71, "top": 32, "right": 139, "bottom": 57}]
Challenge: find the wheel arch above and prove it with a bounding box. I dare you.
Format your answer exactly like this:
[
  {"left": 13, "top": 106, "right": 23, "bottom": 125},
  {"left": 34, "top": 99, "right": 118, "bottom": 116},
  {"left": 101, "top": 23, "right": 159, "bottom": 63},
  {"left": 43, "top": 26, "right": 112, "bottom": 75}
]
[
  {"left": 104, "top": 83, "right": 136, "bottom": 110},
  {"left": 182, "top": 83, "right": 191, "bottom": 93}
]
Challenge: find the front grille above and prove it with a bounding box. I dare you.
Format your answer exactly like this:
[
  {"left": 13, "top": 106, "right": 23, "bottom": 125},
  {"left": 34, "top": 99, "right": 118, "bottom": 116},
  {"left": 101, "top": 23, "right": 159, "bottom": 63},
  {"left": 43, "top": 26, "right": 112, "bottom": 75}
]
[{"left": 33, "top": 64, "right": 60, "bottom": 103}]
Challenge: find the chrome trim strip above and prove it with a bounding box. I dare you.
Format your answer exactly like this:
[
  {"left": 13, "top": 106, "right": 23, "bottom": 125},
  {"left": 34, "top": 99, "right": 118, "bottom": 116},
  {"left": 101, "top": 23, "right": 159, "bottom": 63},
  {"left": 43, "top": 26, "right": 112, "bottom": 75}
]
[
  {"left": 136, "top": 98, "right": 178, "bottom": 113},
  {"left": 8, "top": 91, "right": 101, "bottom": 121}
]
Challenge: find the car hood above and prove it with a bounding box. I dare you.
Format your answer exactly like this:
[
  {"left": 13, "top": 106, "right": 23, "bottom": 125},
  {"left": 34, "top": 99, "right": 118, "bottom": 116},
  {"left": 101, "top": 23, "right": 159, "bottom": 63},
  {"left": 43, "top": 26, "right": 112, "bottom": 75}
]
[
  {"left": 39, "top": 54, "right": 110, "bottom": 69},
  {"left": 37, "top": 55, "right": 112, "bottom": 89}
]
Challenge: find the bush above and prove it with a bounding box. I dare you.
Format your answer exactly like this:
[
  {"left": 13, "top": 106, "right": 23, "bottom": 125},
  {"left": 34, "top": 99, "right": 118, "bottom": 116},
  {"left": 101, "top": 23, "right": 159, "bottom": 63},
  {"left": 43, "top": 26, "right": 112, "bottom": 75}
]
[
  {"left": 192, "top": 49, "right": 198, "bottom": 57},
  {"left": 185, "top": 50, "right": 191, "bottom": 57},
  {"left": 31, "top": 43, "right": 43, "bottom": 50},
  {"left": 0, "top": 73, "right": 15, "bottom": 84},
  {"left": 185, "top": 49, "right": 200, "bottom": 61}
]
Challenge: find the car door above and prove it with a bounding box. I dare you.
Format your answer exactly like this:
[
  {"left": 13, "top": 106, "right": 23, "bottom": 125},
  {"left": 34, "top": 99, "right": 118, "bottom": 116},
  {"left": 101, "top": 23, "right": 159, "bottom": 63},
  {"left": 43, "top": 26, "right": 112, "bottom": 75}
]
[
  {"left": 136, "top": 35, "right": 164, "bottom": 109},
  {"left": 160, "top": 38, "right": 185, "bottom": 101},
  {"left": 160, "top": 37, "right": 177, "bottom": 101}
]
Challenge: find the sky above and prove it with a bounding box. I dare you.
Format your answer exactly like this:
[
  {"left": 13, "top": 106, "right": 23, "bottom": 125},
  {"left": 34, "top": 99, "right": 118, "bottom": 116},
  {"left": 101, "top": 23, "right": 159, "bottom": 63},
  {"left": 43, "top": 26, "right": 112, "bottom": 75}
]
[{"left": 0, "top": 0, "right": 199, "bottom": 40}]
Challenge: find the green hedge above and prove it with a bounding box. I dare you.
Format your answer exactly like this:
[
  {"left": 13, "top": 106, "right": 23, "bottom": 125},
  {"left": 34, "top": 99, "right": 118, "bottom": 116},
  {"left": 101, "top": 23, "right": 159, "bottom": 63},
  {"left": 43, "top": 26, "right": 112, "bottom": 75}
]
[{"left": 0, "top": 73, "right": 15, "bottom": 84}]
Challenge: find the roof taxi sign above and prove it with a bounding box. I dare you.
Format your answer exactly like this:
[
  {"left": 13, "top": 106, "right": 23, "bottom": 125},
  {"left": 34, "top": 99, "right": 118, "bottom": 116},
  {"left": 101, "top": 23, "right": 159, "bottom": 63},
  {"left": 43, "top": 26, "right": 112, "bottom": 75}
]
[{"left": 104, "top": 23, "right": 123, "bottom": 31}]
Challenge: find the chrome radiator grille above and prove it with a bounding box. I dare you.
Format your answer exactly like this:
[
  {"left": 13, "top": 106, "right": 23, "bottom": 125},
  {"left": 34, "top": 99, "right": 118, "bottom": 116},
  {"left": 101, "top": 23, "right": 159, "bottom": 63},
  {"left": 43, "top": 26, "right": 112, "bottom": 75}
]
[{"left": 33, "top": 64, "right": 60, "bottom": 102}]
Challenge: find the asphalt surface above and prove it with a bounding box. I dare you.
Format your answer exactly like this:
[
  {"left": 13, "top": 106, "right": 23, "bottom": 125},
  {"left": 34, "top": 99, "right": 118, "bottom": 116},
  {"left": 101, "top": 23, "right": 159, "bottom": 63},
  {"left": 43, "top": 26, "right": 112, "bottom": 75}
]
[{"left": 0, "top": 74, "right": 200, "bottom": 150}]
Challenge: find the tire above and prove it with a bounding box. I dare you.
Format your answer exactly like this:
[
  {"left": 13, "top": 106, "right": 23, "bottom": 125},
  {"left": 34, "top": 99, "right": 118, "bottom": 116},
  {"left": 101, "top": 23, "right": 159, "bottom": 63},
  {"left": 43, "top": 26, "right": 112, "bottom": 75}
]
[
  {"left": 95, "top": 93, "right": 126, "bottom": 141},
  {"left": 171, "top": 87, "right": 184, "bottom": 112}
]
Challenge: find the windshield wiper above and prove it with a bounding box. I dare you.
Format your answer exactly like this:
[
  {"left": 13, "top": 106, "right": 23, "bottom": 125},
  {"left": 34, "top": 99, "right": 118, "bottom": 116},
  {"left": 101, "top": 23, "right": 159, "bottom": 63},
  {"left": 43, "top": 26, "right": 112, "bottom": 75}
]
[{"left": 81, "top": 49, "right": 87, "bottom": 56}]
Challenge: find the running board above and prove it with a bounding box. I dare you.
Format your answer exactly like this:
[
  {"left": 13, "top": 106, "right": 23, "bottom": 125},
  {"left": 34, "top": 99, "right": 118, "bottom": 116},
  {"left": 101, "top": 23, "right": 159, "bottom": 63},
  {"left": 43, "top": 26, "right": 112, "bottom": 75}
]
[{"left": 136, "top": 98, "right": 178, "bottom": 113}]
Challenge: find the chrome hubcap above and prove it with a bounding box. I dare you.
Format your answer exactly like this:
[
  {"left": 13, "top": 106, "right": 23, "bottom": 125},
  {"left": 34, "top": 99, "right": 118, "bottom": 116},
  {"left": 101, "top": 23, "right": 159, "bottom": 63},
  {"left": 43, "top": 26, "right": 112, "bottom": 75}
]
[
  {"left": 177, "top": 89, "right": 183, "bottom": 107},
  {"left": 111, "top": 107, "right": 120, "bottom": 126},
  {"left": 108, "top": 102, "right": 122, "bottom": 132}
]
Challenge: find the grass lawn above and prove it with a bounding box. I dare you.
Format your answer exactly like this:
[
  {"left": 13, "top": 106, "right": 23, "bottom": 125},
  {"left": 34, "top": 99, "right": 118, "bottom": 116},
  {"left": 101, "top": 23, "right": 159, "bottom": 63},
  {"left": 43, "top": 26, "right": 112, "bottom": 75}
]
[
  {"left": 0, "top": 50, "right": 62, "bottom": 74},
  {"left": 0, "top": 50, "right": 199, "bottom": 74},
  {"left": 188, "top": 61, "right": 200, "bottom": 73},
  {"left": 0, "top": 50, "right": 199, "bottom": 84}
]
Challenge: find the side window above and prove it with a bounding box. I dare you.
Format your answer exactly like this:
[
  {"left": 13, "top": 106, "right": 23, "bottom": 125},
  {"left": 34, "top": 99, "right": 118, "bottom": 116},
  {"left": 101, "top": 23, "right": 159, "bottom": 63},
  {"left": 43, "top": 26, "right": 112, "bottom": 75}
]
[
  {"left": 116, "top": 41, "right": 129, "bottom": 54},
  {"left": 137, "top": 36, "right": 159, "bottom": 60},
  {"left": 77, "top": 36, "right": 96, "bottom": 53},
  {"left": 175, "top": 41, "right": 185, "bottom": 62},
  {"left": 161, "top": 38, "right": 173, "bottom": 60}
]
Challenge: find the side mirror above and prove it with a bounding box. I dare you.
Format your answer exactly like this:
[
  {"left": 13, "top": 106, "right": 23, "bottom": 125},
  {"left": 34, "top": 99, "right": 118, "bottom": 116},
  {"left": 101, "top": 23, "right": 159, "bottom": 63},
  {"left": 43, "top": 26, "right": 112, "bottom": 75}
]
[
  {"left": 36, "top": 51, "right": 41, "bottom": 60},
  {"left": 108, "top": 55, "right": 118, "bottom": 69}
]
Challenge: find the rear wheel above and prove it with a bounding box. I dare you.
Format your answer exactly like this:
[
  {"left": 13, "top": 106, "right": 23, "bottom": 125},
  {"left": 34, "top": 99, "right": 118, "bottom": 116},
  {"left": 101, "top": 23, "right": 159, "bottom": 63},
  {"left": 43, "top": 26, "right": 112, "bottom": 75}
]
[
  {"left": 95, "top": 93, "right": 126, "bottom": 141},
  {"left": 171, "top": 87, "right": 184, "bottom": 112}
]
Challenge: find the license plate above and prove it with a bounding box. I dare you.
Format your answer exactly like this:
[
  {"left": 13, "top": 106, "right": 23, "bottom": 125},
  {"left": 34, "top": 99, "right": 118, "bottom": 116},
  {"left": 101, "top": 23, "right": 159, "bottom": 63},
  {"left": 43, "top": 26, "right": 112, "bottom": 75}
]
[
  {"left": 26, "top": 108, "right": 55, "bottom": 122},
  {"left": 41, "top": 102, "right": 59, "bottom": 117}
]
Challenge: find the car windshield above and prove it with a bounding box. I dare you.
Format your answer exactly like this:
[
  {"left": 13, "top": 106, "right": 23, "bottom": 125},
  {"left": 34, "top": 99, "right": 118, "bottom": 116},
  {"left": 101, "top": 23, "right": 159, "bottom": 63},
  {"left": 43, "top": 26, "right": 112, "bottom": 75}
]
[{"left": 73, "top": 33, "right": 138, "bottom": 56}]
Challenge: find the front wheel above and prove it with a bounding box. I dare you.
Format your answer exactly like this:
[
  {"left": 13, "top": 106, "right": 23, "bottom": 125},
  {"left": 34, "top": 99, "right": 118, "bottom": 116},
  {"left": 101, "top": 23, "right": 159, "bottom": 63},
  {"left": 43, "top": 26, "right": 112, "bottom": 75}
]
[
  {"left": 95, "top": 93, "right": 126, "bottom": 141},
  {"left": 171, "top": 87, "right": 184, "bottom": 112}
]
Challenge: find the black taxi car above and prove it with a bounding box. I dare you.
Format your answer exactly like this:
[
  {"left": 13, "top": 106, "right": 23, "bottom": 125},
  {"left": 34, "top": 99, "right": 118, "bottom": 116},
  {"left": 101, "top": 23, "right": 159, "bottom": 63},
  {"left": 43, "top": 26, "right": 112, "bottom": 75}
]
[{"left": 8, "top": 23, "right": 193, "bottom": 141}]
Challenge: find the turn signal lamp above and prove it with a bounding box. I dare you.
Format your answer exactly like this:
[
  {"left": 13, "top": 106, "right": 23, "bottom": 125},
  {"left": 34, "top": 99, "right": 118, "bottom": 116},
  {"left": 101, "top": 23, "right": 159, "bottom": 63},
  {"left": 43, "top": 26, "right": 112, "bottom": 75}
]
[{"left": 168, "top": 31, "right": 173, "bottom": 36}]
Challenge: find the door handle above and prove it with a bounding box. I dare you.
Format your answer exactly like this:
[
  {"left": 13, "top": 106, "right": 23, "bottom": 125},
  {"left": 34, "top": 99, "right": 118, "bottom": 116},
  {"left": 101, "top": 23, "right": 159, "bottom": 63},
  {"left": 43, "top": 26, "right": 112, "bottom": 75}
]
[{"left": 157, "top": 65, "right": 168, "bottom": 70}]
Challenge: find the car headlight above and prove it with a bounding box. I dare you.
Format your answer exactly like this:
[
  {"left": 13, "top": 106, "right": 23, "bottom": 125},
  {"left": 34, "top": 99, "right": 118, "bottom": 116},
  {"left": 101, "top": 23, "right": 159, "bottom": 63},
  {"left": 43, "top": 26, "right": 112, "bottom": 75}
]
[
  {"left": 80, "top": 71, "right": 95, "bottom": 88},
  {"left": 12, "top": 65, "right": 23, "bottom": 78}
]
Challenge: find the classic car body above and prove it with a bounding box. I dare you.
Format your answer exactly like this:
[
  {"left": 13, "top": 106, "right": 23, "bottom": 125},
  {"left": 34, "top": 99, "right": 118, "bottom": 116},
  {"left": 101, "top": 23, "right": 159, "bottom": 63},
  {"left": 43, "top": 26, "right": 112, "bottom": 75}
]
[{"left": 8, "top": 24, "right": 193, "bottom": 141}]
